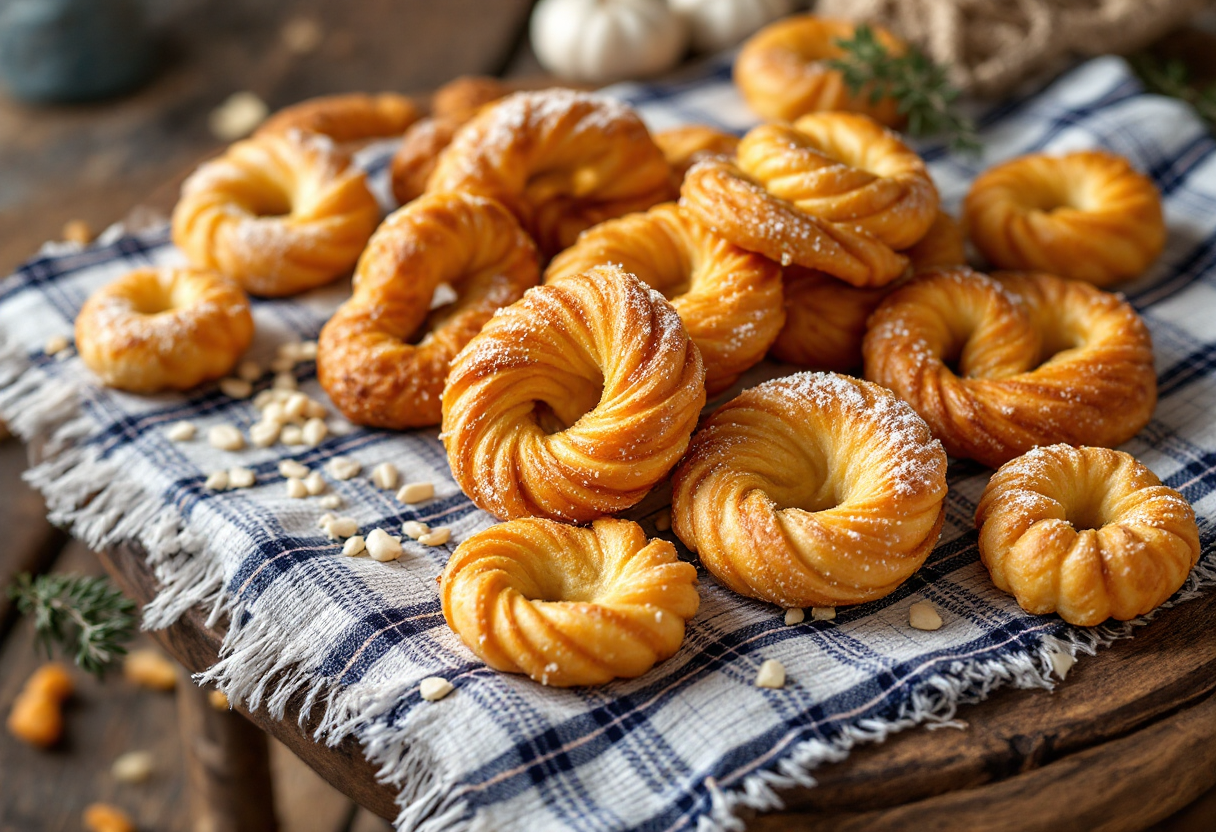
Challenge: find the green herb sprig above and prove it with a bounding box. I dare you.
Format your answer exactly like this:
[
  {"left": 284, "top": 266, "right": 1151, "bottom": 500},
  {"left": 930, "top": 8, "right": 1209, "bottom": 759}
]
[
  {"left": 1131, "top": 53, "right": 1216, "bottom": 128},
  {"left": 828, "top": 24, "right": 980, "bottom": 153},
  {"left": 7, "top": 572, "right": 137, "bottom": 677}
]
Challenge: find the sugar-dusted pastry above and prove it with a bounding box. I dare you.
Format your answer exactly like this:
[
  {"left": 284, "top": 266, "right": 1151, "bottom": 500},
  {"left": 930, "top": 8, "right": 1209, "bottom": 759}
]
[
  {"left": 545, "top": 203, "right": 784, "bottom": 394},
  {"left": 430, "top": 75, "right": 511, "bottom": 122},
  {"left": 172, "top": 130, "right": 381, "bottom": 297},
  {"left": 442, "top": 266, "right": 705, "bottom": 523},
  {"left": 963, "top": 150, "right": 1166, "bottom": 286},
  {"left": 863, "top": 267, "right": 1157, "bottom": 468},
  {"left": 75, "top": 267, "right": 253, "bottom": 393},
  {"left": 317, "top": 192, "right": 538, "bottom": 429},
  {"left": 738, "top": 114, "right": 940, "bottom": 251},
  {"left": 672, "top": 372, "right": 948, "bottom": 608},
  {"left": 770, "top": 211, "right": 965, "bottom": 371},
  {"left": 427, "top": 89, "right": 674, "bottom": 255},
  {"left": 256, "top": 92, "right": 419, "bottom": 146},
  {"left": 654, "top": 125, "right": 740, "bottom": 186},
  {"left": 680, "top": 156, "right": 908, "bottom": 285},
  {"left": 734, "top": 15, "right": 905, "bottom": 124},
  {"left": 976, "top": 444, "right": 1199, "bottom": 626},
  {"left": 440, "top": 517, "right": 700, "bottom": 686}
]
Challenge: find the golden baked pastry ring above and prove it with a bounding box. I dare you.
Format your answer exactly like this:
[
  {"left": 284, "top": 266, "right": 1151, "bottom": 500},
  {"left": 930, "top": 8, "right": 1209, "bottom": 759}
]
[
  {"left": 256, "top": 92, "right": 420, "bottom": 145},
  {"left": 440, "top": 517, "right": 700, "bottom": 687},
  {"left": 317, "top": 191, "right": 539, "bottom": 429},
  {"left": 976, "top": 445, "right": 1200, "bottom": 626},
  {"left": 672, "top": 372, "right": 949, "bottom": 609},
  {"left": 441, "top": 265, "right": 706, "bottom": 523}
]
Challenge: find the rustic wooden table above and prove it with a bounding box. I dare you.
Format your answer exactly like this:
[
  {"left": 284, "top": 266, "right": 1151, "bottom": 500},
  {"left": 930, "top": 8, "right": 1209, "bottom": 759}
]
[{"left": 2, "top": 2, "right": 1216, "bottom": 831}]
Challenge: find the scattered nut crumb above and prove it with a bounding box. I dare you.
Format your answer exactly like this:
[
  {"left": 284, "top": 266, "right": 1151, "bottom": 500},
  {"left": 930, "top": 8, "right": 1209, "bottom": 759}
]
[
  {"left": 286, "top": 477, "right": 308, "bottom": 498},
  {"left": 204, "top": 471, "right": 229, "bottom": 491},
  {"left": 654, "top": 509, "right": 671, "bottom": 531},
  {"left": 325, "top": 516, "right": 358, "bottom": 539},
  {"left": 303, "top": 471, "right": 326, "bottom": 495},
  {"left": 249, "top": 420, "right": 280, "bottom": 448},
  {"left": 396, "top": 482, "right": 434, "bottom": 504},
  {"left": 219, "top": 377, "right": 253, "bottom": 399},
  {"left": 236, "top": 360, "right": 261, "bottom": 382},
  {"left": 1049, "top": 650, "right": 1076, "bottom": 680},
  {"left": 227, "top": 467, "right": 256, "bottom": 489},
  {"left": 301, "top": 417, "right": 328, "bottom": 446},
  {"left": 6, "top": 663, "right": 73, "bottom": 747},
  {"left": 83, "top": 802, "right": 136, "bottom": 832},
  {"left": 279, "top": 460, "right": 309, "bottom": 479},
  {"left": 299, "top": 340, "right": 318, "bottom": 359},
  {"left": 284, "top": 392, "right": 309, "bottom": 421},
  {"left": 909, "top": 601, "right": 943, "bottom": 631},
  {"left": 784, "top": 608, "right": 804, "bottom": 626},
  {"left": 305, "top": 399, "right": 327, "bottom": 419},
  {"left": 282, "top": 16, "right": 324, "bottom": 54},
  {"left": 317, "top": 494, "right": 343, "bottom": 510},
  {"left": 44, "top": 335, "right": 70, "bottom": 356},
  {"left": 372, "top": 462, "right": 399, "bottom": 490},
  {"left": 208, "top": 690, "right": 229, "bottom": 711},
  {"left": 342, "top": 535, "right": 366, "bottom": 557},
  {"left": 280, "top": 425, "right": 304, "bottom": 445},
  {"left": 419, "top": 677, "right": 454, "bottom": 702},
  {"left": 62, "top": 219, "right": 93, "bottom": 245},
  {"left": 366, "top": 528, "right": 402, "bottom": 561},
  {"left": 277, "top": 341, "right": 303, "bottom": 363},
  {"left": 208, "top": 90, "right": 269, "bottom": 141},
  {"left": 269, "top": 355, "right": 296, "bottom": 374},
  {"left": 401, "top": 520, "right": 430, "bottom": 539},
  {"left": 327, "top": 418, "right": 355, "bottom": 436},
  {"left": 326, "top": 456, "right": 361, "bottom": 480},
  {"left": 262, "top": 401, "right": 287, "bottom": 425},
  {"left": 755, "top": 659, "right": 785, "bottom": 689},
  {"left": 111, "top": 750, "right": 154, "bottom": 784},
  {"left": 418, "top": 527, "right": 451, "bottom": 547},
  {"left": 811, "top": 607, "right": 836, "bottom": 622},
  {"left": 252, "top": 389, "right": 276, "bottom": 410},
  {"left": 166, "top": 421, "right": 196, "bottom": 442},
  {"left": 123, "top": 650, "right": 177, "bottom": 691},
  {"left": 208, "top": 424, "right": 245, "bottom": 451},
  {"left": 273, "top": 371, "right": 297, "bottom": 391},
  {"left": 317, "top": 512, "right": 337, "bottom": 528}
]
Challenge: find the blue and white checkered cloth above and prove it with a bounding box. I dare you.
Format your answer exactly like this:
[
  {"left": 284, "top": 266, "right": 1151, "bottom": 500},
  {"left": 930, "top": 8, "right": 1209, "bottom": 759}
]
[{"left": 1, "top": 55, "right": 1214, "bottom": 832}]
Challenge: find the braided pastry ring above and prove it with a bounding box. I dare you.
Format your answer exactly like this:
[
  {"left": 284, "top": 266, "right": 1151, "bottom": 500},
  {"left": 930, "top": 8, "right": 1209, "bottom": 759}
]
[
  {"left": 317, "top": 192, "right": 538, "bottom": 429},
  {"left": 427, "top": 89, "right": 674, "bottom": 256},
  {"left": 680, "top": 156, "right": 908, "bottom": 286},
  {"left": 863, "top": 268, "right": 1157, "bottom": 468},
  {"left": 738, "top": 114, "right": 940, "bottom": 251},
  {"left": 172, "top": 130, "right": 381, "bottom": 297},
  {"left": 654, "top": 125, "right": 740, "bottom": 187},
  {"left": 734, "top": 16, "right": 905, "bottom": 124},
  {"left": 256, "top": 92, "right": 420, "bottom": 145},
  {"left": 545, "top": 203, "right": 784, "bottom": 394},
  {"left": 964, "top": 150, "right": 1166, "bottom": 286},
  {"left": 976, "top": 445, "right": 1199, "bottom": 626},
  {"left": 75, "top": 267, "right": 253, "bottom": 393},
  {"left": 441, "top": 265, "right": 706, "bottom": 523},
  {"left": 440, "top": 517, "right": 700, "bottom": 687},
  {"left": 672, "top": 372, "right": 948, "bottom": 608}
]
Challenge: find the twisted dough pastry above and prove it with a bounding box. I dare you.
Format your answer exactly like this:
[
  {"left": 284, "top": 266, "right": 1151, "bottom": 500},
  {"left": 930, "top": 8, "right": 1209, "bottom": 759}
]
[
  {"left": 654, "top": 125, "right": 740, "bottom": 187},
  {"left": 75, "top": 267, "right": 253, "bottom": 393},
  {"left": 964, "top": 150, "right": 1166, "bottom": 286},
  {"left": 863, "top": 268, "right": 1157, "bottom": 468},
  {"left": 441, "top": 265, "right": 706, "bottom": 523},
  {"left": 545, "top": 203, "right": 784, "bottom": 394},
  {"left": 172, "top": 130, "right": 381, "bottom": 297},
  {"left": 427, "top": 90, "right": 674, "bottom": 256},
  {"left": 317, "top": 192, "right": 538, "bottom": 429},
  {"left": 440, "top": 517, "right": 700, "bottom": 686},
  {"left": 976, "top": 445, "right": 1199, "bottom": 626},
  {"left": 734, "top": 16, "right": 906, "bottom": 124},
  {"left": 738, "top": 114, "right": 940, "bottom": 251},
  {"left": 680, "top": 156, "right": 908, "bottom": 286},
  {"left": 256, "top": 92, "right": 420, "bottom": 146},
  {"left": 672, "top": 372, "right": 948, "bottom": 608},
  {"left": 770, "top": 211, "right": 965, "bottom": 370}
]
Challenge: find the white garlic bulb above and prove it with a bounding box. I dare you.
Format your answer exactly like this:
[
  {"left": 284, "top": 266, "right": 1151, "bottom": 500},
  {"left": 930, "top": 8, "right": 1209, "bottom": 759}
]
[
  {"left": 530, "top": 0, "right": 688, "bottom": 84},
  {"left": 668, "top": 0, "right": 791, "bottom": 53}
]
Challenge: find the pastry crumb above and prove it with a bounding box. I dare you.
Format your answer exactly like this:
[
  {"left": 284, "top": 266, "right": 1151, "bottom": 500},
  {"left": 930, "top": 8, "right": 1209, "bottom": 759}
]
[
  {"left": 755, "top": 659, "right": 785, "bottom": 689},
  {"left": 909, "top": 601, "right": 943, "bottom": 631},
  {"left": 372, "top": 462, "right": 400, "bottom": 490},
  {"left": 208, "top": 424, "right": 245, "bottom": 451},
  {"left": 342, "top": 535, "right": 367, "bottom": 557},
  {"left": 366, "top": 528, "right": 403, "bottom": 561},
  {"left": 418, "top": 527, "right": 451, "bottom": 547},
  {"left": 219, "top": 377, "right": 253, "bottom": 399},
  {"left": 401, "top": 520, "right": 430, "bottom": 539},
  {"left": 784, "top": 608, "right": 804, "bottom": 625},
  {"left": 327, "top": 456, "right": 362, "bottom": 481},
  {"left": 204, "top": 471, "right": 229, "bottom": 491},
  {"left": 166, "top": 421, "right": 196, "bottom": 442},
  {"left": 286, "top": 477, "right": 308, "bottom": 498},
  {"left": 419, "top": 676, "right": 454, "bottom": 701},
  {"left": 317, "top": 494, "right": 343, "bottom": 510},
  {"left": 227, "top": 467, "right": 256, "bottom": 489},
  {"left": 279, "top": 460, "right": 309, "bottom": 479},
  {"left": 1049, "top": 649, "right": 1076, "bottom": 680},
  {"left": 397, "top": 482, "right": 434, "bottom": 504},
  {"left": 44, "top": 335, "right": 70, "bottom": 356},
  {"left": 811, "top": 606, "right": 836, "bottom": 622},
  {"left": 110, "top": 750, "right": 154, "bottom": 784}
]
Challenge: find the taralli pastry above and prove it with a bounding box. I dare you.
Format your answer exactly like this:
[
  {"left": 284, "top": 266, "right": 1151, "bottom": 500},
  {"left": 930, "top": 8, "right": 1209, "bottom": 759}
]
[
  {"left": 317, "top": 192, "right": 538, "bottom": 428},
  {"left": 545, "top": 203, "right": 784, "bottom": 394},
  {"left": 975, "top": 444, "right": 1200, "bottom": 626},
  {"left": 172, "top": 130, "right": 381, "bottom": 297},
  {"left": 256, "top": 92, "right": 420, "bottom": 145},
  {"left": 672, "top": 372, "right": 948, "bottom": 608},
  {"left": 390, "top": 77, "right": 512, "bottom": 205},
  {"left": 76, "top": 267, "right": 254, "bottom": 393},
  {"left": 964, "top": 150, "right": 1166, "bottom": 286},
  {"left": 654, "top": 125, "right": 740, "bottom": 186},
  {"left": 427, "top": 89, "right": 674, "bottom": 255},
  {"left": 863, "top": 268, "right": 1157, "bottom": 468},
  {"left": 770, "top": 211, "right": 965, "bottom": 370},
  {"left": 440, "top": 517, "right": 700, "bottom": 686},
  {"left": 737, "top": 114, "right": 940, "bottom": 251},
  {"left": 680, "top": 156, "right": 908, "bottom": 286},
  {"left": 734, "top": 16, "right": 905, "bottom": 124},
  {"left": 441, "top": 265, "right": 706, "bottom": 523}
]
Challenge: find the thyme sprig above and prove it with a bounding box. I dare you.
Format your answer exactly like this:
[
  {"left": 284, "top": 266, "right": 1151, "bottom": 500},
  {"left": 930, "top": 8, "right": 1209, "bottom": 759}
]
[{"left": 1131, "top": 52, "right": 1216, "bottom": 128}]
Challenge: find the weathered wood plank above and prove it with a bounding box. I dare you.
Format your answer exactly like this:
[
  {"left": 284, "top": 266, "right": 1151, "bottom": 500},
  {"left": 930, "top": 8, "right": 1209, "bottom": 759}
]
[{"left": 0, "top": 439, "right": 67, "bottom": 636}]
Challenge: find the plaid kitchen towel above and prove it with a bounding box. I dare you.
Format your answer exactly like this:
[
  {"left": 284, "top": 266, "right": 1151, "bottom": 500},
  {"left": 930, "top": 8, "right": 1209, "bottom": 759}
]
[{"left": 2, "top": 54, "right": 1215, "bottom": 832}]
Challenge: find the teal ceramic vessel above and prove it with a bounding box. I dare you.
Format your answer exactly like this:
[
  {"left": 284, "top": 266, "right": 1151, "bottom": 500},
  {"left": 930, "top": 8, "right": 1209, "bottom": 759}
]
[{"left": 0, "top": 0, "right": 153, "bottom": 102}]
